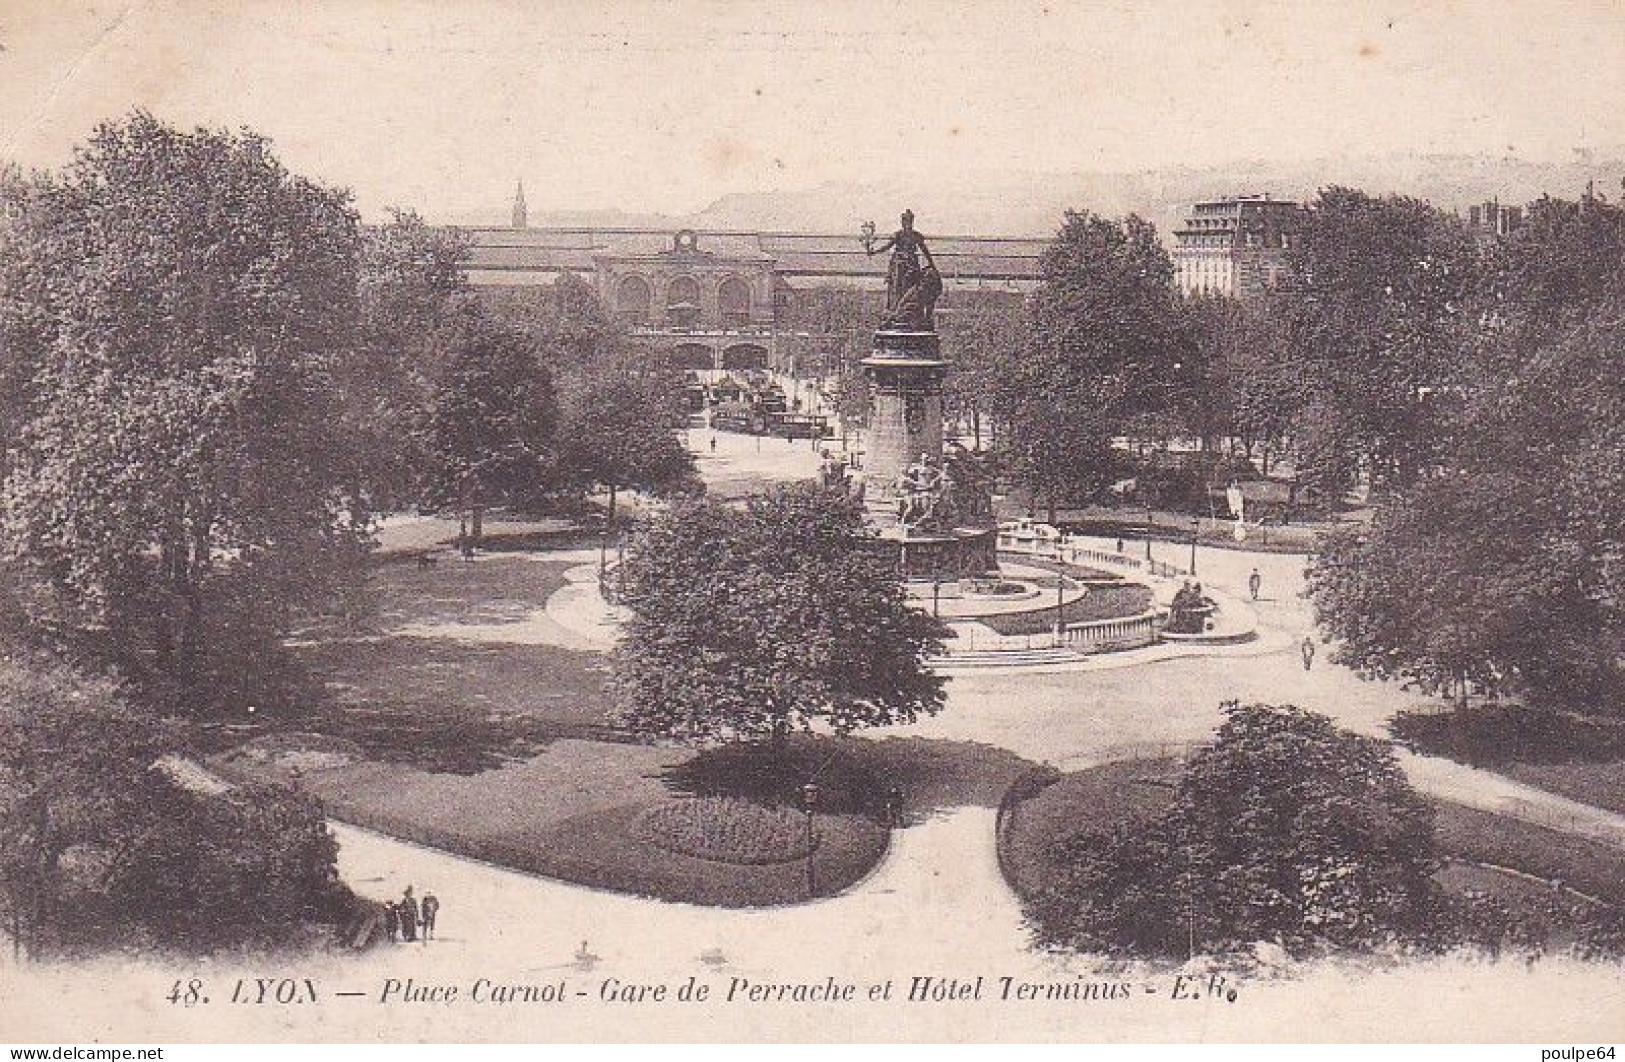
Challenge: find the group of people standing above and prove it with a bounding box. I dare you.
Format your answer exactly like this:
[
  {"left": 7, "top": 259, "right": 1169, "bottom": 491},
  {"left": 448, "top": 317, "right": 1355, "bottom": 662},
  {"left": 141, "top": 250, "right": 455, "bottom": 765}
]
[{"left": 382, "top": 885, "right": 440, "bottom": 944}]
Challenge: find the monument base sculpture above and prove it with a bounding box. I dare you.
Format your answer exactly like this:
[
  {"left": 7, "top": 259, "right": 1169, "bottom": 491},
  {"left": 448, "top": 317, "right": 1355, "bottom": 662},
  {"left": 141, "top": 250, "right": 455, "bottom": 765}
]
[{"left": 860, "top": 328, "right": 997, "bottom": 582}]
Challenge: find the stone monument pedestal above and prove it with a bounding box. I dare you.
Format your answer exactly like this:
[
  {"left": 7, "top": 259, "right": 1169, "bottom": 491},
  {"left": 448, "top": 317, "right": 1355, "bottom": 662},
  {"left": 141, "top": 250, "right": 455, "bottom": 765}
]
[
  {"left": 875, "top": 525, "right": 999, "bottom": 581},
  {"left": 861, "top": 328, "right": 998, "bottom": 581},
  {"left": 861, "top": 329, "right": 946, "bottom": 527}
]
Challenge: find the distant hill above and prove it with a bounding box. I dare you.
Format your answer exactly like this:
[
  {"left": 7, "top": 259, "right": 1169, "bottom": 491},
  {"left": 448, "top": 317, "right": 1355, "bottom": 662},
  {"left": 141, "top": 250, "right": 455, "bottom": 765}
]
[
  {"left": 436, "top": 207, "right": 691, "bottom": 230},
  {"left": 491, "top": 149, "right": 1625, "bottom": 243}
]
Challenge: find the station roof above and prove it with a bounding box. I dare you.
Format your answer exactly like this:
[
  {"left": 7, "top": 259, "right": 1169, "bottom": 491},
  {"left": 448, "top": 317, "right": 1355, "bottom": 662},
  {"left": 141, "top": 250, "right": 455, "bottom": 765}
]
[{"left": 451, "top": 226, "right": 1047, "bottom": 285}]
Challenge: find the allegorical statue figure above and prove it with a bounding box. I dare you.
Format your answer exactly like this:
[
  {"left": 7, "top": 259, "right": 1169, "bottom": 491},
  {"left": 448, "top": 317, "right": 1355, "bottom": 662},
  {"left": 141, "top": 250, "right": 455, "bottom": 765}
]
[
  {"left": 861, "top": 209, "right": 943, "bottom": 331},
  {"left": 895, "top": 452, "right": 945, "bottom": 530}
]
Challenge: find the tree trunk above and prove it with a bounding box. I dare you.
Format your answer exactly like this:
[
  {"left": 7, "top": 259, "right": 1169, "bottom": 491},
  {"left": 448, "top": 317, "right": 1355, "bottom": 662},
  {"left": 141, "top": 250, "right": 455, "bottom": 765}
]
[
  {"left": 608, "top": 484, "right": 618, "bottom": 528},
  {"left": 30, "top": 796, "right": 50, "bottom": 961}
]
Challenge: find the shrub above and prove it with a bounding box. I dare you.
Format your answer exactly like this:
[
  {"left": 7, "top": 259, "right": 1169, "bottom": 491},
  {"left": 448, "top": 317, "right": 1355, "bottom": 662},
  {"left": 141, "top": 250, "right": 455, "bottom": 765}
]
[
  {"left": 1028, "top": 703, "right": 1443, "bottom": 957},
  {"left": 638, "top": 798, "right": 818, "bottom": 865},
  {"left": 109, "top": 781, "right": 344, "bottom": 947}
]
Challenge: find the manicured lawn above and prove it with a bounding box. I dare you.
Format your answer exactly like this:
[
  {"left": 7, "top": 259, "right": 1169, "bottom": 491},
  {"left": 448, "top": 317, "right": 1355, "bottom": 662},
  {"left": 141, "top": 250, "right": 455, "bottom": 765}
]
[
  {"left": 214, "top": 553, "right": 1049, "bottom": 907},
  {"left": 277, "top": 554, "right": 613, "bottom": 772},
  {"left": 1392, "top": 704, "right": 1625, "bottom": 817},
  {"left": 998, "top": 758, "right": 1178, "bottom": 901},
  {"left": 668, "top": 734, "right": 1046, "bottom": 814},
  {"left": 1432, "top": 803, "right": 1625, "bottom": 903},
  {"left": 215, "top": 734, "right": 892, "bottom": 907}
]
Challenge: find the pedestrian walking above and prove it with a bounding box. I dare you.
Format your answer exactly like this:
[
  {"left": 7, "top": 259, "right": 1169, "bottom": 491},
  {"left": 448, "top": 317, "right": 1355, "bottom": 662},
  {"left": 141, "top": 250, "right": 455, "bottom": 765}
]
[
  {"left": 1301, "top": 635, "right": 1316, "bottom": 671},
  {"left": 420, "top": 891, "right": 440, "bottom": 941},
  {"left": 709, "top": 434, "right": 717, "bottom": 453},
  {"left": 1248, "top": 567, "right": 1262, "bottom": 601},
  {"left": 398, "top": 886, "right": 420, "bottom": 943},
  {"left": 885, "top": 785, "right": 905, "bottom": 827},
  {"left": 383, "top": 901, "right": 399, "bottom": 943}
]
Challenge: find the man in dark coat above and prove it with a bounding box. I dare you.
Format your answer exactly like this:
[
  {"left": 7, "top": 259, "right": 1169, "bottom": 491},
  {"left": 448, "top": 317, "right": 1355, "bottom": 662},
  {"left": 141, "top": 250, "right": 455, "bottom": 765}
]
[
  {"left": 420, "top": 891, "right": 440, "bottom": 942},
  {"left": 398, "top": 886, "right": 419, "bottom": 943}
]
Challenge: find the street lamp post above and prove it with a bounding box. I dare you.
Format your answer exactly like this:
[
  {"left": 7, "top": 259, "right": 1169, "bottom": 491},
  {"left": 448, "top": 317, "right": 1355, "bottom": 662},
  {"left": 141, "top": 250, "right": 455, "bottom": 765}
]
[
  {"left": 1052, "top": 565, "right": 1066, "bottom": 648},
  {"left": 801, "top": 782, "right": 820, "bottom": 900},
  {"left": 1144, "top": 499, "right": 1154, "bottom": 562},
  {"left": 1190, "top": 518, "right": 1201, "bottom": 577}
]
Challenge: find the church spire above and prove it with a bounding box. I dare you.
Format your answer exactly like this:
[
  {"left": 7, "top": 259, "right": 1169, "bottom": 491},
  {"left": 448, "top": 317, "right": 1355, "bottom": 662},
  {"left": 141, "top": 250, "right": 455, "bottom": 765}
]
[{"left": 511, "top": 180, "right": 528, "bottom": 229}]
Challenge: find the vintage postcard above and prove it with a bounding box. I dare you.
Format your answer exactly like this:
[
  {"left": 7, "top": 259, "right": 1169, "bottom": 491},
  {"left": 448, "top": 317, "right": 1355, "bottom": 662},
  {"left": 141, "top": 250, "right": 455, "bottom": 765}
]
[{"left": 1, "top": 0, "right": 1623, "bottom": 1048}]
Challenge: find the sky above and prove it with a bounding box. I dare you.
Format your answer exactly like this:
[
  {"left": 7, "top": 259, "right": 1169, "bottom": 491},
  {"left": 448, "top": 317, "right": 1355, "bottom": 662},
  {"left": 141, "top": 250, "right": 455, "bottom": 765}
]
[{"left": 0, "top": 0, "right": 1622, "bottom": 222}]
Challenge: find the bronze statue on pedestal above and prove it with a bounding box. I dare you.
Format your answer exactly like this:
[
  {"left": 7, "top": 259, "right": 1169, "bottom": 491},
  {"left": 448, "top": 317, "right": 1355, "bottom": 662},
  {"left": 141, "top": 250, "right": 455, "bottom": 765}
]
[{"left": 861, "top": 210, "right": 943, "bottom": 331}]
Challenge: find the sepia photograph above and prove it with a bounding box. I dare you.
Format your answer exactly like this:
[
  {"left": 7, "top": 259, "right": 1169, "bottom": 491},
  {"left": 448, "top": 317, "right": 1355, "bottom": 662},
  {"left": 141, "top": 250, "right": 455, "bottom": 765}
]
[{"left": 0, "top": 0, "right": 1623, "bottom": 1048}]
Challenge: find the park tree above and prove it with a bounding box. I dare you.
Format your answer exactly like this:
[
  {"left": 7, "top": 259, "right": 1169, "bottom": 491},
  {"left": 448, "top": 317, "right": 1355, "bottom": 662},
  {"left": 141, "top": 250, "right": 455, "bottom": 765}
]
[
  {"left": 423, "top": 301, "right": 561, "bottom": 527},
  {"left": 776, "top": 286, "right": 879, "bottom": 429},
  {"left": 1476, "top": 192, "right": 1625, "bottom": 345},
  {"left": 481, "top": 275, "right": 700, "bottom": 520},
  {"left": 111, "top": 780, "right": 343, "bottom": 948},
  {"left": 344, "top": 209, "right": 471, "bottom": 508},
  {"left": 940, "top": 292, "right": 1025, "bottom": 449},
  {"left": 1281, "top": 187, "right": 1476, "bottom": 495},
  {"left": 0, "top": 114, "right": 369, "bottom": 715},
  {"left": 1178, "top": 294, "right": 1299, "bottom": 471},
  {"left": 1029, "top": 703, "right": 1440, "bottom": 957},
  {"left": 0, "top": 164, "right": 44, "bottom": 483},
  {"left": 613, "top": 483, "right": 945, "bottom": 744},
  {"left": 481, "top": 271, "right": 623, "bottom": 378},
  {"left": 558, "top": 357, "right": 698, "bottom": 525},
  {"left": 0, "top": 655, "right": 346, "bottom": 955},
  {"left": 0, "top": 658, "right": 172, "bottom": 958},
  {"left": 998, "top": 211, "right": 1179, "bottom": 516},
  {"left": 1308, "top": 190, "right": 1625, "bottom": 715},
  {"left": 1309, "top": 300, "right": 1625, "bottom": 712}
]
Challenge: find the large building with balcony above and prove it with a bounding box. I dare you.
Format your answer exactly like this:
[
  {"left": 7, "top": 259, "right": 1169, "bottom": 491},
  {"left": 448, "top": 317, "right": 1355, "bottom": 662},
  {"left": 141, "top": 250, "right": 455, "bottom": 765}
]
[
  {"left": 1171, "top": 195, "right": 1304, "bottom": 300},
  {"left": 448, "top": 190, "right": 1047, "bottom": 370}
]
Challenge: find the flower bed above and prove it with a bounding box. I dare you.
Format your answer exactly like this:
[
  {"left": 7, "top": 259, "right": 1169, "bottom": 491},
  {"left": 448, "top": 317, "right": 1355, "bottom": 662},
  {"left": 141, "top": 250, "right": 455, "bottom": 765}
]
[{"left": 638, "top": 797, "right": 818, "bottom": 865}]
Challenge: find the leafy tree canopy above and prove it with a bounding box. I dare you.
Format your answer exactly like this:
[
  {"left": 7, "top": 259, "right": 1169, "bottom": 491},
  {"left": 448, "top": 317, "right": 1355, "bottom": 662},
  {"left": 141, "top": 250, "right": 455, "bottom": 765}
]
[
  {"left": 0, "top": 113, "right": 369, "bottom": 713},
  {"left": 1281, "top": 187, "right": 1477, "bottom": 494},
  {"left": 1309, "top": 299, "right": 1625, "bottom": 711},
  {"left": 423, "top": 301, "right": 560, "bottom": 512},
  {"left": 558, "top": 357, "right": 698, "bottom": 522},
  {"left": 613, "top": 483, "right": 945, "bottom": 744},
  {"left": 998, "top": 211, "right": 1179, "bottom": 511},
  {"left": 343, "top": 209, "right": 472, "bottom": 507},
  {"left": 1030, "top": 703, "right": 1440, "bottom": 957}
]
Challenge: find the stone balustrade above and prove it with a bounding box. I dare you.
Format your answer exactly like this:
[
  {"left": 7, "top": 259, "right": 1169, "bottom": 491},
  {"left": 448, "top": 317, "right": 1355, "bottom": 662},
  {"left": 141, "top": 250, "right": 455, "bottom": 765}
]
[
  {"left": 1059, "top": 609, "right": 1161, "bottom": 652},
  {"left": 995, "top": 524, "right": 1187, "bottom": 581}
]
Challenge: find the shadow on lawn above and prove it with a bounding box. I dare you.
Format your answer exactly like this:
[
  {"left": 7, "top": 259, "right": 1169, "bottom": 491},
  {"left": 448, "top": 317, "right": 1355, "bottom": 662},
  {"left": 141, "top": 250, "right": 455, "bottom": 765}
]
[
  {"left": 264, "top": 633, "right": 621, "bottom": 774},
  {"left": 662, "top": 734, "right": 1047, "bottom": 819},
  {"left": 1391, "top": 703, "right": 1625, "bottom": 766}
]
